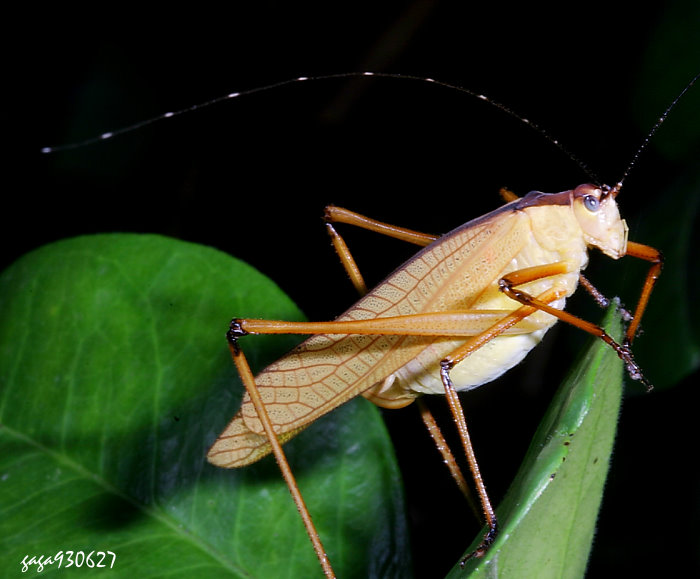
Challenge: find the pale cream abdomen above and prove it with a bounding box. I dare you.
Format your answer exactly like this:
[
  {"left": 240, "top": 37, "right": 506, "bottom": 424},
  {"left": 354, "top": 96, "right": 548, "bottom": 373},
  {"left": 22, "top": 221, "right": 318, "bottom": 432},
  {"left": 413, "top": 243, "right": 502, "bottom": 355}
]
[{"left": 393, "top": 326, "right": 552, "bottom": 396}]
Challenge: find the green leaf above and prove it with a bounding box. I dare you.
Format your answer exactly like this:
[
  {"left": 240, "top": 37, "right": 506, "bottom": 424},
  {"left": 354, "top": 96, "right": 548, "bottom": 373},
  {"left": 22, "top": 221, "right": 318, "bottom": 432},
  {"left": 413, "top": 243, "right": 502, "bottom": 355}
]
[
  {"left": 0, "top": 234, "right": 411, "bottom": 578},
  {"left": 448, "top": 304, "right": 624, "bottom": 578}
]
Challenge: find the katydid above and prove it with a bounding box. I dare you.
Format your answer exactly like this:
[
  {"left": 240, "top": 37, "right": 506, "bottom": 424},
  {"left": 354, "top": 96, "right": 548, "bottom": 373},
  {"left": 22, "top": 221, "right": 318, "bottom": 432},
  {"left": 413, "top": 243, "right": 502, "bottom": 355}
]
[
  {"left": 41, "top": 70, "right": 699, "bottom": 579},
  {"left": 206, "top": 72, "right": 697, "bottom": 577}
]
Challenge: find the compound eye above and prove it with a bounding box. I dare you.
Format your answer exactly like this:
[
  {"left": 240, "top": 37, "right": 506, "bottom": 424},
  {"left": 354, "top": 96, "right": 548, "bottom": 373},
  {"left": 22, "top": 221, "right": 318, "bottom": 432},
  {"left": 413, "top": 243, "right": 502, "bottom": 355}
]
[{"left": 583, "top": 194, "right": 600, "bottom": 212}]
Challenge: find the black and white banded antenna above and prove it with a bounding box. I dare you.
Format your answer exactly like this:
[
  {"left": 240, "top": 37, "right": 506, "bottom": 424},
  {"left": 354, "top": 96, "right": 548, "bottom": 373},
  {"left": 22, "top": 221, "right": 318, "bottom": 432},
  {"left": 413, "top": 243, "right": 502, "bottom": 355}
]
[{"left": 39, "top": 71, "right": 600, "bottom": 182}]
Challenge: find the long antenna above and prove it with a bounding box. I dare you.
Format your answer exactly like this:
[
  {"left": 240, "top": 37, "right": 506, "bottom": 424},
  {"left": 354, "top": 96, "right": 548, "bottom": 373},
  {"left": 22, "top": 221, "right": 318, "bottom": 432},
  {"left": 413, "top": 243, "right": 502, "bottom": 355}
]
[
  {"left": 615, "top": 71, "right": 700, "bottom": 191},
  {"left": 42, "top": 70, "right": 699, "bottom": 189},
  {"left": 39, "top": 71, "right": 598, "bottom": 181}
]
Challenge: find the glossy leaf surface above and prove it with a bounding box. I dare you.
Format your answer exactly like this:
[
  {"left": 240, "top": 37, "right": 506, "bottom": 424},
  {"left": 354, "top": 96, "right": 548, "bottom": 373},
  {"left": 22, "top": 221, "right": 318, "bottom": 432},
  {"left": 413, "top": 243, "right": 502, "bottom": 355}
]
[{"left": 0, "top": 234, "right": 410, "bottom": 578}]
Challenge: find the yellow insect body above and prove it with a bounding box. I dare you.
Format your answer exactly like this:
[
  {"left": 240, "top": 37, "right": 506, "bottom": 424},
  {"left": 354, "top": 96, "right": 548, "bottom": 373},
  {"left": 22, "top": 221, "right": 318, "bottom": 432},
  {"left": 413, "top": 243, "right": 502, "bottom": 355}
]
[{"left": 207, "top": 184, "right": 627, "bottom": 468}]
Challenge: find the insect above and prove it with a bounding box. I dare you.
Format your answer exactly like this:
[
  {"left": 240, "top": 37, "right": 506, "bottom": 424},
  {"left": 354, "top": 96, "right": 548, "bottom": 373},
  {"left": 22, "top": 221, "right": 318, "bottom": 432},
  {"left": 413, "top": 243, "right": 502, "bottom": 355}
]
[
  {"left": 200, "top": 72, "right": 698, "bottom": 578},
  {"left": 41, "top": 70, "right": 698, "bottom": 578}
]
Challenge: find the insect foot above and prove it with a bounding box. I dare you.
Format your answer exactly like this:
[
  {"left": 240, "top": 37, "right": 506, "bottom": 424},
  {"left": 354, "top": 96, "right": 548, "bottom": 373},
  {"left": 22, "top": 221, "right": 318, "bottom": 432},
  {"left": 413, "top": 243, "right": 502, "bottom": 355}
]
[
  {"left": 620, "top": 344, "right": 653, "bottom": 392},
  {"left": 460, "top": 524, "right": 499, "bottom": 567},
  {"left": 226, "top": 319, "right": 249, "bottom": 347}
]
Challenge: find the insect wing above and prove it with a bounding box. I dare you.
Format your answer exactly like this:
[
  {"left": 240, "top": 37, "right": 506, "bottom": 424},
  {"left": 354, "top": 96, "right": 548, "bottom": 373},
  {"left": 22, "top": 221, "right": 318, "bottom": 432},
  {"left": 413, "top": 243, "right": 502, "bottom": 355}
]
[{"left": 209, "top": 205, "right": 531, "bottom": 467}]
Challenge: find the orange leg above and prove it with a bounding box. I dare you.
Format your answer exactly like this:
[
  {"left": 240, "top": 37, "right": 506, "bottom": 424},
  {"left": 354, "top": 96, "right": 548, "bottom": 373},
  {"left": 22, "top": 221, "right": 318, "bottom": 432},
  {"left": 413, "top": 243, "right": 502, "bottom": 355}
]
[
  {"left": 323, "top": 204, "right": 438, "bottom": 295},
  {"left": 226, "top": 335, "right": 336, "bottom": 578},
  {"left": 623, "top": 241, "right": 663, "bottom": 345},
  {"left": 437, "top": 288, "right": 569, "bottom": 565},
  {"left": 325, "top": 206, "right": 484, "bottom": 518},
  {"left": 497, "top": 263, "right": 651, "bottom": 390},
  {"left": 416, "top": 398, "right": 481, "bottom": 519}
]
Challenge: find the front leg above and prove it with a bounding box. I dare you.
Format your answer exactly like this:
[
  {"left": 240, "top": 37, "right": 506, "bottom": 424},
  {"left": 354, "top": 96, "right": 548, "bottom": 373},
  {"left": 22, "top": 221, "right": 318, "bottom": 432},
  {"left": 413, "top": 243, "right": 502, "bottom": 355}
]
[
  {"left": 498, "top": 267, "right": 651, "bottom": 390},
  {"left": 623, "top": 241, "right": 663, "bottom": 345}
]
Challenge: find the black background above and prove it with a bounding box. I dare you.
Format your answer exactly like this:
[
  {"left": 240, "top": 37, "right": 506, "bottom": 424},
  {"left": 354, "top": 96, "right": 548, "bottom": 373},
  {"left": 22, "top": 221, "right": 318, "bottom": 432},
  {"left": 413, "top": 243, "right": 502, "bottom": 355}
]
[{"left": 9, "top": 1, "right": 700, "bottom": 576}]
